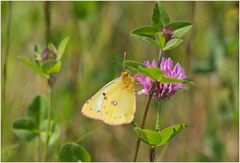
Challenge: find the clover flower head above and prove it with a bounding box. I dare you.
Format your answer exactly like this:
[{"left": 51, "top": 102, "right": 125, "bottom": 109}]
[
  {"left": 41, "top": 47, "right": 57, "bottom": 61},
  {"left": 136, "top": 57, "right": 186, "bottom": 100},
  {"left": 161, "top": 27, "right": 174, "bottom": 42}
]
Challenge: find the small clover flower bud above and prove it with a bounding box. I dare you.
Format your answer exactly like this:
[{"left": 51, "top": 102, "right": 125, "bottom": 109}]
[
  {"left": 41, "top": 47, "right": 57, "bottom": 61},
  {"left": 48, "top": 75, "right": 57, "bottom": 87},
  {"left": 161, "top": 27, "right": 174, "bottom": 42},
  {"left": 136, "top": 58, "right": 186, "bottom": 100}
]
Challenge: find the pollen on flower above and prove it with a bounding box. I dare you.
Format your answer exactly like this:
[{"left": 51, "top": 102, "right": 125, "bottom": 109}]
[{"left": 136, "top": 58, "right": 186, "bottom": 100}]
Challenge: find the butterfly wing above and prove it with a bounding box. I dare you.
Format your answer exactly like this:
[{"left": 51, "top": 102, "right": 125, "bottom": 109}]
[
  {"left": 101, "top": 80, "right": 136, "bottom": 125},
  {"left": 81, "top": 78, "right": 120, "bottom": 120}
]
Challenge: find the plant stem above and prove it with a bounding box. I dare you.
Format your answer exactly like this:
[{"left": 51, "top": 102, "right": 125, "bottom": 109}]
[
  {"left": 149, "top": 101, "right": 162, "bottom": 162},
  {"left": 149, "top": 146, "right": 155, "bottom": 162},
  {"left": 2, "top": 1, "right": 12, "bottom": 135},
  {"left": 36, "top": 135, "right": 41, "bottom": 161},
  {"left": 43, "top": 83, "right": 54, "bottom": 161},
  {"left": 44, "top": 1, "right": 51, "bottom": 44},
  {"left": 42, "top": 2, "right": 52, "bottom": 160},
  {"left": 156, "top": 101, "right": 161, "bottom": 131},
  {"left": 133, "top": 50, "right": 164, "bottom": 162},
  {"left": 133, "top": 82, "right": 157, "bottom": 162}
]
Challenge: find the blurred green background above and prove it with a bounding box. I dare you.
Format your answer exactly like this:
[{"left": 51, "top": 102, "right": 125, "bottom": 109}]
[{"left": 1, "top": 1, "right": 239, "bottom": 162}]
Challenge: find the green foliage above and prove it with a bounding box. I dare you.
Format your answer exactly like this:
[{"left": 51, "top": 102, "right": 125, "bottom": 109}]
[
  {"left": 57, "top": 37, "right": 69, "bottom": 60},
  {"left": 152, "top": 2, "right": 170, "bottom": 28},
  {"left": 131, "top": 2, "right": 191, "bottom": 50},
  {"left": 12, "top": 117, "right": 37, "bottom": 141},
  {"left": 137, "top": 67, "right": 164, "bottom": 81},
  {"left": 131, "top": 26, "right": 159, "bottom": 38},
  {"left": 48, "top": 43, "right": 58, "bottom": 54},
  {"left": 40, "top": 120, "right": 60, "bottom": 146},
  {"left": 18, "top": 37, "right": 68, "bottom": 79},
  {"left": 159, "top": 77, "right": 195, "bottom": 85},
  {"left": 27, "top": 96, "right": 48, "bottom": 128},
  {"left": 59, "top": 142, "right": 91, "bottom": 162},
  {"left": 34, "top": 44, "right": 42, "bottom": 58},
  {"left": 131, "top": 26, "right": 160, "bottom": 47},
  {"left": 163, "top": 38, "right": 183, "bottom": 51},
  {"left": 135, "top": 124, "right": 187, "bottom": 147},
  {"left": 174, "top": 25, "right": 192, "bottom": 38},
  {"left": 135, "top": 127, "right": 161, "bottom": 146},
  {"left": 166, "top": 21, "right": 191, "bottom": 31},
  {"left": 158, "top": 124, "right": 187, "bottom": 145},
  {"left": 41, "top": 60, "right": 62, "bottom": 74},
  {"left": 166, "top": 21, "right": 192, "bottom": 40},
  {"left": 131, "top": 26, "right": 159, "bottom": 48},
  {"left": 12, "top": 95, "right": 60, "bottom": 146},
  {"left": 123, "top": 60, "right": 146, "bottom": 70},
  {"left": 155, "top": 32, "right": 166, "bottom": 49},
  {"left": 134, "top": 66, "right": 193, "bottom": 85},
  {"left": 18, "top": 56, "right": 48, "bottom": 78}
]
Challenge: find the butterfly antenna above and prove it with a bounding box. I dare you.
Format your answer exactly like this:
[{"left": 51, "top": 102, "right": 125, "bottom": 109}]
[{"left": 123, "top": 51, "right": 127, "bottom": 71}]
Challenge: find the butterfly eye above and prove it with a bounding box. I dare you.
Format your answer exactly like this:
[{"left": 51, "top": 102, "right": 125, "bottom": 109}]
[{"left": 103, "top": 93, "right": 106, "bottom": 96}]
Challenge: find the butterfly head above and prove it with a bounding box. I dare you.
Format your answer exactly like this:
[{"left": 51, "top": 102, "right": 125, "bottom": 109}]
[{"left": 121, "top": 70, "right": 135, "bottom": 90}]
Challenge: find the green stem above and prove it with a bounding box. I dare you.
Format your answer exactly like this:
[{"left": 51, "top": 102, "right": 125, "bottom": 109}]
[
  {"left": 36, "top": 136, "right": 41, "bottom": 161},
  {"left": 43, "top": 84, "right": 53, "bottom": 161},
  {"left": 149, "top": 101, "right": 162, "bottom": 162},
  {"left": 42, "top": 2, "right": 52, "bottom": 160},
  {"left": 156, "top": 101, "right": 161, "bottom": 131},
  {"left": 44, "top": 1, "right": 51, "bottom": 44},
  {"left": 2, "top": 1, "right": 12, "bottom": 140}
]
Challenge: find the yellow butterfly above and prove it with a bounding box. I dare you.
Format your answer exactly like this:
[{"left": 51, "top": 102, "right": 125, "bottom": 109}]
[{"left": 81, "top": 70, "right": 136, "bottom": 126}]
